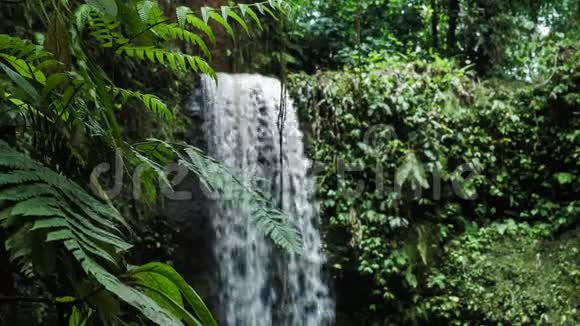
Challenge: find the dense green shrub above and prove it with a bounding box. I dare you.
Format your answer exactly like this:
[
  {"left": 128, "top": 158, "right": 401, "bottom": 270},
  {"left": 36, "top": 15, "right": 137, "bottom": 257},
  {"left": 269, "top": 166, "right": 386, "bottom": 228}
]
[
  {"left": 425, "top": 221, "right": 580, "bottom": 325},
  {"left": 289, "top": 39, "right": 579, "bottom": 323}
]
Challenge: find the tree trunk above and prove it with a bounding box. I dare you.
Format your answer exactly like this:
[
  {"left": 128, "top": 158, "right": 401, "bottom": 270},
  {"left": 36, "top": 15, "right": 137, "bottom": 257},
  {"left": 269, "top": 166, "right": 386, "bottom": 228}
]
[
  {"left": 431, "top": 0, "right": 439, "bottom": 50},
  {"left": 446, "top": 0, "right": 459, "bottom": 54}
]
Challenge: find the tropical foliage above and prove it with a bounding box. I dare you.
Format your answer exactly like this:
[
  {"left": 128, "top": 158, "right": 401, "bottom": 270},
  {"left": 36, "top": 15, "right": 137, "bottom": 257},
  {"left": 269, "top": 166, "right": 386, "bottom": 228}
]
[
  {"left": 1, "top": 0, "right": 579, "bottom": 324},
  {"left": 290, "top": 35, "right": 579, "bottom": 323},
  {"left": 288, "top": 0, "right": 579, "bottom": 73},
  {"left": 0, "top": 0, "right": 296, "bottom": 325}
]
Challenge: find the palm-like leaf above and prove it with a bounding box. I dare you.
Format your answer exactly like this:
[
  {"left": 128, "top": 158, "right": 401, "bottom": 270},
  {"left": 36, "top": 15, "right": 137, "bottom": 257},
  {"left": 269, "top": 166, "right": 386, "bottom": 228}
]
[
  {"left": 0, "top": 142, "right": 218, "bottom": 325},
  {"left": 132, "top": 139, "right": 303, "bottom": 253}
]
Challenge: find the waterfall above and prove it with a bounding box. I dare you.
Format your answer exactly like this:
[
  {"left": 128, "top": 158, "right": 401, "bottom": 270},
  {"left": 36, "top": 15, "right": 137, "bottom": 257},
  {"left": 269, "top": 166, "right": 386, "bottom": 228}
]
[{"left": 198, "top": 73, "right": 334, "bottom": 326}]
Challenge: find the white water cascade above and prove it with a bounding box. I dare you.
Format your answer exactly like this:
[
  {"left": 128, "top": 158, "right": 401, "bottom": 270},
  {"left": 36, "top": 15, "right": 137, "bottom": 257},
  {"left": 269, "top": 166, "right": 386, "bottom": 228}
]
[{"left": 198, "top": 73, "right": 334, "bottom": 326}]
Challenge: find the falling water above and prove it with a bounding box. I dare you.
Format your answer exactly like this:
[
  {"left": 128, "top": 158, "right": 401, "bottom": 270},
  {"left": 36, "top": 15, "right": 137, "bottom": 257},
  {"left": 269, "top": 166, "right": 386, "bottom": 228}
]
[{"left": 197, "top": 74, "right": 334, "bottom": 326}]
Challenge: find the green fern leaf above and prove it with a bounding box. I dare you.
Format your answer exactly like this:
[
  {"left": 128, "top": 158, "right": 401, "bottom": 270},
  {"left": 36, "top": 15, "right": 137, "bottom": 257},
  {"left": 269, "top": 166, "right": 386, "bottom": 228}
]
[
  {"left": 193, "top": 57, "right": 215, "bottom": 79},
  {"left": 132, "top": 139, "right": 302, "bottom": 253},
  {"left": 4, "top": 223, "right": 34, "bottom": 274},
  {"left": 185, "top": 56, "right": 198, "bottom": 72},
  {"left": 209, "top": 11, "right": 235, "bottom": 39},
  {"left": 186, "top": 15, "right": 216, "bottom": 44},
  {"left": 0, "top": 144, "right": 197, "bottom": 326},
  {"left": 116, "top": 46, "right": 205, "bottom": 75},
  {"left": 0, "top": 184, "right": 53, "bottom": 201},
  {"left": 259, "top": 4, "right": 278, "bottom": 20},
  {"left": 153, "top": 23, "right": 211, "bottom": 59},
  {"left": 180, "top": 143, "right": 302, "bottom": 252},
  {"left": 11, "top": 197, "right": 64, "bottom": 217},
  {"left": 244, "top": 7, "right": 263, "bottom": 30},
  {"left": 154, "top": 48, "right": 165, "bottom": 64},
  {"left": 228, "top": 10, "right": 249, "bottom": 35},
  {"left": 133, "top": 282, "right": 199, "bottom": 325},
  {"left": 44, "top": 227, "right": 119, "bottom": 265},
  {"left": 131, "top": 268, "right": 185, "bottom": 319},
  {"left": 176, "top": 6, "right": 189, "bottom": 29},
  {"left": 273, "top": 1, "right": 287, "bottom": 15},
  {"left": 72, "top": 249, "right": 183, "bottom": 326},
  {"left": 142, "top": 93, "right": 173, "bottom": 122},
  {"left": 166, "top": 52, "right": 178, "bottom": 71},
  {"left": 0, "top": 170, "right": 44, "bottom": 186}
]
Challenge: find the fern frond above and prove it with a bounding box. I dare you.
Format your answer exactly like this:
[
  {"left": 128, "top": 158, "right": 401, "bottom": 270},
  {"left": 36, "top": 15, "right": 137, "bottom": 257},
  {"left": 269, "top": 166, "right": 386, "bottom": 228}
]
[
  {"left": 0, "top": 145, "right": 131, "bottom": 250},
  {"left": 115, "top": 45, "right": 215, "bottom": 77},
  {"left": 126, "top": 143, "right": 175, "bottom": 203},
  {"left": 0, "top": 34, "right": 61, "bottom": 106},
  {"left": 0, "top": 143, "right": 200, "bottom": 326},
  {"left": 137, "top": 0, "right": 156, "bottom": 24},
  {"left": 185, "top": 14, "right": 216, "bottom": 44},
  {"left": 0, "top": 34, "right": 54, "bottom": 64},
  {"left": 255, "top": 3, "right": 278, "bottom": 20},
  {"left": 152, "top": 23, "right": 211, "bottom": 59},
  {"left": 176, "top": 6, "right": 189, "bottom": 29},
  {"left": 86, "top": 12, "right": 127, "bottom": 47},
  {"left": 208, "top": 11, "right": 235, "bottom": 39},
  {"left": 0, "top": 183, "right": 53, "bottom": 201},
  {"left": 4, "top": 223, "right": 35, "bottom": 277},
  {"left": 113, "top": 87, "right": 173, "bottom": 122},
  {"left": 133, "top": 139, "right": 302, "bottom": 253},
  {"left": 179, "top": 145, "right": 302, "bottom": 252},
  {"left": 227, "top": 9, "right": 249, "bottom": 35},
  {"left": 240, "top": 5, "right": 263, "bottom": 30}
]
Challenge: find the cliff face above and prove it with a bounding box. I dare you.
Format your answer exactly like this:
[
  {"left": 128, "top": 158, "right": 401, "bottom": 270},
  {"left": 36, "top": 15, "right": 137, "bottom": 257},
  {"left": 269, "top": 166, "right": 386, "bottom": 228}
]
[{"left": 161, "top": 86, "right": 218, "bottom": 311}]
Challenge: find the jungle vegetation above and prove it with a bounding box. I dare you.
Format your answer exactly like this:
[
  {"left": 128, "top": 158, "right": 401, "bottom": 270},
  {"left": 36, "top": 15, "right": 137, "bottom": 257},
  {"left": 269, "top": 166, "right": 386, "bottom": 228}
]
[
  {"left": 288, "top": 0, "right": 579, "bottom": 324},
  {"left": 0, "top": 0, "right": 297, "bottom": 325},
  {"left": 0, "top": 0, "right": 579, "bottom": 325}
]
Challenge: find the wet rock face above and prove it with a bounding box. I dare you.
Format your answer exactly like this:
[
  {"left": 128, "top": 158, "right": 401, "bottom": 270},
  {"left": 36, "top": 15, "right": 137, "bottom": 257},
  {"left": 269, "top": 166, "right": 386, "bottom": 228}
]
[{"left": 161, "top": 89, "right": 218, "bottom": 309}]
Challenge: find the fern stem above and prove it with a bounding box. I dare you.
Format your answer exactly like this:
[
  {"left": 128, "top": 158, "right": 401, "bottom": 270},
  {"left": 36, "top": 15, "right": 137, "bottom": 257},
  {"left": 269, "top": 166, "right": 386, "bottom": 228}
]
[{"left": 125, "top": 20, "right": 169, "bottom": 46}]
